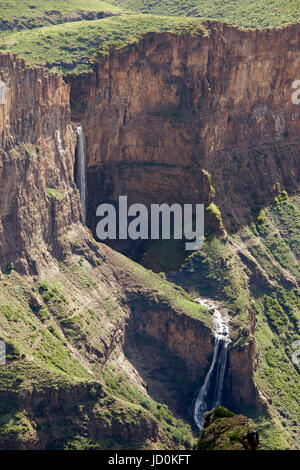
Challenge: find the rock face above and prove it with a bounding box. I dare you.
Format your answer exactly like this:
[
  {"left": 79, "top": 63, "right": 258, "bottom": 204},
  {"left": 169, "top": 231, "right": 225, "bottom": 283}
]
[
  {"left": 68, "top": 22, "right": 300, "bottom": 233},
  {"left": 126, "top": 301, "right": 214, "bottom": 382},
  {"left": 0, "top": 379, "right": 160, "bottom": 450},
  {"left": 196, "top": 406, "right": 259, "bottom": 450},
  {"left": 224, "top": 339, "right": 261, "bottom": 414},
  {"left": 0, "top": 52, "right": 80, "bottom": 274}
]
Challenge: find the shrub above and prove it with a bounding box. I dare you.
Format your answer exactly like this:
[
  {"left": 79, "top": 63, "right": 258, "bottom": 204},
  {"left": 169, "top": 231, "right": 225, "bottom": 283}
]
[{"left": 6, "top": 263, "right": 14, "bottom": 275}]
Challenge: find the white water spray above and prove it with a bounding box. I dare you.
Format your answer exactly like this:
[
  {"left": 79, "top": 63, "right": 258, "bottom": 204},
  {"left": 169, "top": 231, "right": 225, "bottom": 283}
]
[
  {"left": 76, "top": 126, "right": 86, "bottom": 224},
  {"left": 194, "top": 298, "right": 231, "bottom": 430},
  {"left": 0, "top": 81, "right": 6, "bottom": 105}
]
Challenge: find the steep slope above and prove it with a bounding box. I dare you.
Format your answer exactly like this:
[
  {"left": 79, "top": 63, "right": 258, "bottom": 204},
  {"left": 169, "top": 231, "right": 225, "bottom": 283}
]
[
  {"left": 0, "top": 52, "right": 214, "bottom": 450},
  {"left": 175, "top": 193, "right": 300, "bottom": 449},
  {"left": 0, "top": 15, "right": 207, "bottom": 74},
  {"left": 0, "top": 52, "right": 80, "bottom": 272},
  {"left": 2, "top": 1, "right": 300, "bottom": 75},
  {"left": 196, "top": 407, "right": 259, "bottom": 450},
  {"left": 0, "top": 229, "right": 213, "bottom": 450}
]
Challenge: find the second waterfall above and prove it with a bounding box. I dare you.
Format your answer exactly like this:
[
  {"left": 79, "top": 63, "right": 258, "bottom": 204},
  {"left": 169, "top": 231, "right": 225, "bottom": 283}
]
[
  {"left": 194, "top": 298, "right": 231, "bottom": 430},
  {"left": 76, "top": 126, "right": 86, "bottom": 224}
]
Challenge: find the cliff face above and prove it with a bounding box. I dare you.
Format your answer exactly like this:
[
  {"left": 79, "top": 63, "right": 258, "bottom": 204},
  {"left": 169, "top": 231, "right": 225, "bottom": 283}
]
[
  {"left": 0, "top": 50, "right": 215, "bottom": 449},
  {"left": 68, "top": 22, "right": 300, "bottom": 231},
  {"left": 0, "top": 376, "right": 160, "bottom": 450},
  {"left": 224, "top": 340, "right": 260, "bottom": 413},
  {"left": 0, "top": 53, "right": 80, "bottom": 274},
  {"left": 127, "top": 306, "right": 213, "bottom": 383},
  {"left": 0, "top": 26, "right": 297, "bottom": 448}
]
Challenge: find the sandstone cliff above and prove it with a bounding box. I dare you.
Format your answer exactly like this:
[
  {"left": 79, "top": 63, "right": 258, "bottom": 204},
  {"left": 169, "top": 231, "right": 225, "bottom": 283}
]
[
  {"left": 0, "top": 52, "right": 80, "bottom": 275},
  {"left": 68, "top": 22, "right": 300, "bottom": 233}
]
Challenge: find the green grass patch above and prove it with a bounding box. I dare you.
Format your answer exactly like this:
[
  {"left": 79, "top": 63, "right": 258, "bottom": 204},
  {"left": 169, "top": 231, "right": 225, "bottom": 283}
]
[
  {"left": 0, "top": 1, "right": 122, "bottom": 26},
  {"left": 116, "top": 250, "right": 212, "bottom": 327},
  {"left": 114, "top": 0, "right": 300, "bottom": 28},
  {"left": 46, "top": 188, "right": 64, "bottom": 201},
  {"left": 0, "top": 14, "right": 209, "bottom": 73},
  {"left": 104, "top": 363, "right": 195, "bottom": 448}
]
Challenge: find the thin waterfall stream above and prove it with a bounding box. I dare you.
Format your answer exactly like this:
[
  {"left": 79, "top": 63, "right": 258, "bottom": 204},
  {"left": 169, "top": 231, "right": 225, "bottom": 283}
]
[
  {"left": 76, "top": 126, "right": 86, "bottom": 224},
  {"left": 193, "top": 298, "right": 231, "bottom": 430}
]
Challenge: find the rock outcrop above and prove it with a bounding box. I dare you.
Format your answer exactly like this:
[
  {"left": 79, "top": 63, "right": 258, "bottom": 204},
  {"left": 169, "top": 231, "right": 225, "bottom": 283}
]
[
  {"left": 224, "top": 339, "right": 260, "bottom": 413},
  {"left": 196, "top": 406, "right": 259, "bottom": 450}
]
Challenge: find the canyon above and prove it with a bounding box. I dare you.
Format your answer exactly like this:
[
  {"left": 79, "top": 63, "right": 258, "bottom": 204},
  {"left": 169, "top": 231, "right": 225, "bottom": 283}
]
[{"left": 0, "top": 18, "right": 299, "bottom": 450}]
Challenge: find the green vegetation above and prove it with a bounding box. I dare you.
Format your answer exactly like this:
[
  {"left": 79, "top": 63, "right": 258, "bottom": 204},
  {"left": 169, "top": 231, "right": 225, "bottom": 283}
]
[
  {"left": 116, "top": 250, "right": 212, "bottom": 327},
  {"left": 0, "top": 359, "right": 87, "bottom": 393},
  {"left": 0, "top": 15, "right": 208, "bottom": 73},
  {"left": 0, "top": 1, "right": 299, "bottom": 74},
  {"left": 5, "top": 263, "right": 14, "bottom": 275},
  {"left": 46, "top": 188, "right": 64, "bottom": 201},
  {"left": 182, "top": 194, "right": 300, "bottom": 449},
  {"left": 206, "top": 203, "right": 222, "bottom": 221},
  {"left": 209, "top": 406, "right": 235, "bottom": 419},
  {"left": 196, "top": 407, "right": 257, "bottom": 450},
  {"left": 1, "top": 0, "right": 300, "bottom": 33},
  {"left": 114, "top": 0, "right": 300, "bottom": 28},
  {"left": 254, "top": 290, "right": 300, "bottom": 449},
  {"left": 182, "top": 236, "right": 250, "bottom": 330},
  {"left": 61, "top": 435, "right": 103, "bottom": 450},
  {"left": 0, "top": 234, "right": 211, "bottom": 449},
  {"left": 0, "top": 1, "right": 122, "bottom": 25},
  {"left": 0, "top": 275, "right": 92, "bottom": 380},
  {"left": 0, "top": 410, "right": 35, "bottom": 443},
  {"left": 104, "top": 362, "right": 195, "bottom": 448}
]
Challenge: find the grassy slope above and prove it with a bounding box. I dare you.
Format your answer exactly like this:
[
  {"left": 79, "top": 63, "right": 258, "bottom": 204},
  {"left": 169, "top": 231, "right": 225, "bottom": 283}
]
[
  {"left": 114, "top": 0, "right": 300, "bottom": 28},
  {"left": 0, "top": 0, "right": 122, "bottom": 23},
  {"left": 1, "top": 1, "right": 300, "bottom": 73},
  {"left": 181, "top": 193, "right": 300, "bottom": 449},
  {"left": 0, "top": 14, "right": 208, "bottom": 74},
  {"left": 0, "top": 227, "right": 210, "bottom": 449},
  {"left": 103, "top": 361, "right": 195, "bottom": 449},
  {"left": 2, "top": 0, "right": 300, "bottom": 29}
]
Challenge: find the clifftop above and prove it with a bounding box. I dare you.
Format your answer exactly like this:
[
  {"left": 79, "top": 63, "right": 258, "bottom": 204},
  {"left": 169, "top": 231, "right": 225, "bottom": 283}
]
[{"left": 1, "top": 1, "right": 300, "bottom": 74}]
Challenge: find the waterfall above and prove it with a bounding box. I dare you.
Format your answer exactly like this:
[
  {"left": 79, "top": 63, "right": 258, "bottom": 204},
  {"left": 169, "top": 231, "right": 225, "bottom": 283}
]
[
  {"left": 76, "top": 126, "right": 86, "bottom": 224},
  {"left": 0, "top": 81, "right": 6, "bottom": 105},
  {"left": 193, "top": 298, "right": 231, "bottom": 430}
]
